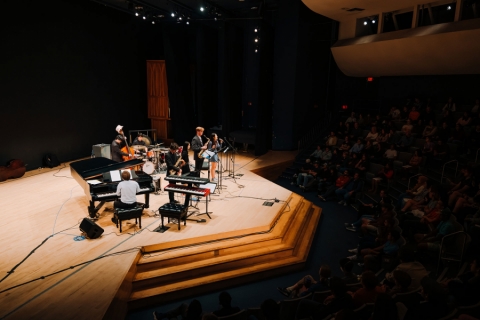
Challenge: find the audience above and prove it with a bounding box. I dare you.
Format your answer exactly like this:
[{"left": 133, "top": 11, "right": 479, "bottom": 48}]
[
  {"left": 212, "top": 292, "right": 240, "bottom": 317},
  {"left": 277, "top": 264, "right": 331, "bottom": 298}
]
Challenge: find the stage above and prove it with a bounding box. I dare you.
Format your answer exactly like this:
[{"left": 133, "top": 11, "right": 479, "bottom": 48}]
[{"left": 0, "top": 150, "right": 320, "bottom": 319}]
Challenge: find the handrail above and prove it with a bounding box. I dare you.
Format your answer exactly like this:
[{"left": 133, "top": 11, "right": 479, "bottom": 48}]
[
  {"left": 407, "top": 173, "right": 423, "bottom": 190},
  {"left": 437, "top": 230, "right": 467, "bottom": 275},
  {"left": 441, "top": 160, "right": 459, "bottom": 184}
]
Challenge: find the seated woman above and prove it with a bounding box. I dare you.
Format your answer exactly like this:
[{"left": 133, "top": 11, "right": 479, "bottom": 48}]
[
  {"left": 400, "top": 186, "right": 430, "bottom": 213},
  {"left": 396, "top": 175, "right": 429, "bottom": 210},
  {"left": 401, "top": 150, "right": 423, "bottom": 179},
  {"left": 354, "top": 153, "right": 369, "bottom": 177},
  {"left": 369, "top": 162, "right": 394, "bottom": 194},
  {"left": 339, "top": 136, "right": 351, "bottom": 152},
  {"left": 422, "top": 120, "right": 437, "bottom": 138},
  {"left": 365, "top": 126, "right": 379, "bottom": 144},
  {"left": 362, "top": 230, "right": 402, "bottom": 271},
  {"left": 376, "top": 128, "right": 389, "bottom": 147},
  {"left": 422, "top": 137, "right": 434, "bottom": 158},
  {"left": 383, "top": 144, "right": 398, "bottom": 163},
  {"left": 402, "top": 199, "right": 444, "bottom": 240},
  {"left": 457, "top": 111, "right": 472, "bottom": 127}
]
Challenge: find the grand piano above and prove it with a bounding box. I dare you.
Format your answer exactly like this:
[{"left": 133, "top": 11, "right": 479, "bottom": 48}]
[{"left": 70, "top": 158, "right": 154, "bottom": 218}]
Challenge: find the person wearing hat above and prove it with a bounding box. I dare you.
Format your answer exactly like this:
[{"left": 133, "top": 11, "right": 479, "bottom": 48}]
[
  {"left": 115, "top": 125, "right": 126, "bottom": 148},
  {"left": 111, "top": 135, "right": 130, "bottom": 162}
]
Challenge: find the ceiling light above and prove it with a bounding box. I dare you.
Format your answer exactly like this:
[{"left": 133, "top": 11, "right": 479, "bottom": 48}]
[
  {"left": 254, "top": 38, "right": 258, "bottom": 42},
  {"left": 171, "top": 12, "right": 175, "bottom": 17},
  {"left": 447, "top": 5, "right": 452, "bottom": 10},
  {"left": 143, "top": 15, "right": 146, "bottom": 20},
  {"left": 214, "top": 17, "right": 217, "bottom": 21},
  {"left": 186, "top": 21, "right": 190, "bottom": 25},
  {"left": 251, "top": 6, "right": 258, "bottom": 10},
  {"left": 254, "top": 28, "right": 258, "bottom": 32},
  {"left": 372, "top": 19, "right": 376, "bottom": 24},
  {"left": 135, "top": 12, "right": 139, "bottom": 16},
  {"left": 152, "top": 21, "right": 155, "bottom": 24},
  {"left": 363, "top": 21, "right": 367, "bottom": 25},
  {"left": 200, "top": 7, "right": 204, "bottom": 11},
  {"left": 255, "top": 49, "right": 258, "bottom": 52}
]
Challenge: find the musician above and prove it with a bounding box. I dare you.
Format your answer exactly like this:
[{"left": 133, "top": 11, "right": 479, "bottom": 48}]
[
  {"left": 116, "top": 124, "right": 126, "bottom": 148},
  {"left": 182, "top": 141, "right": 191, "bottom": 175},
  {"left": 166, "top": 143, "right": 187, "bottom": 204},
  {"left": 191, "top": 127, "right": 207, "bottom": 175},
  {"left": 207, "top": 133, "right": 223, "bottom": 181},
  {"left": 111, "top": 135, "right": 130, "bottom": 162},
  {"left": 112, "top": 170, "right": 140, "bottom": 223},
  {"left": 132, "top": 133, "right": 148, "bottom": 154}
]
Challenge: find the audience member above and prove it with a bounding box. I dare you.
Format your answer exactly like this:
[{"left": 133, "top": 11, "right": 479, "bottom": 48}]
[
  {"left": 350, "top": 139, "right": 364, "bottom": 154},
  {"left": 422, "top": 120, "right": 437, "bottom": 138},
  {"left": 404, "top": 276, "right": 449, "bottom": 320},
  {"left": 371, "top": 293, "right": 399, "bottom": 320},
  {"left": 339, "top": 258, "right": 358, "bottom": 284},
  {"left": 318, "top": 170, "right": 350, "bottom": 201},
  {"left": 349, "top": 122, "right": 363, "bottom": 140},
  {"left": 153, "top": 299, "right": 203, "bottom": 320},
  {"left": 443, "top": 96, "right": 457, "bottom": 113},
  {"left": 277, "top": 264, "right": 331, "bottom": 298},
  {"left": 336, "top": 172, "right": 363, "bottom": 206},
  {"left": 212, "top": 292, "right": 240, "bottom": 317},
  {"left": 345, "top": 112, "right": 357, "bottom": 124},
  {"left": 384, "top": 247, "right": 428, "bottom": 291},
  {"left": 325, "top": 131, "right": 337, "bottom": 148},
  {"left": 260, "top": 299, "right": 279, "bottom": 320},
  {"left": 369, "top": 162, "right": 393, "bottom": 194},
  {"left": 415, "top": 208, "right": 455, "bottom": 253},
  {"left": 351, "top": 271, "right": 384, "bottom": 308}
]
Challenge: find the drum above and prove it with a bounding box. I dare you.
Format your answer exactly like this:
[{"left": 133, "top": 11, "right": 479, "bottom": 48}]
[
  {"left": 146, "top": 150, "right": 155, "bottom": 158},
  {"left": 142, "top": 161, "right": 155, "bottom": 174}
]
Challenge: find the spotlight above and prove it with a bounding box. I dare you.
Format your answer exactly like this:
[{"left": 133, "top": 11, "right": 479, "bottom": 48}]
[
  {"left": 179, "top": 16, "right": 182, "bottom": 20},
  {"left": 186, "top": 21, "right": 190, "bottom": 25},
  {"left": 143, "top": 15, "right": 146, "bottom": 20},
  {"left": 255, "top": 49, "right": 258, "bottom": 52},
  {"left": 254, "top": 28, "right": 258, "bottom": 32},
  {"left": 152, "top": 20, "right": 155, "bottom": 24},
  {"left": 364, "top": 21, "right": 367, "bottom": 25},
  {"left": 200, "top": 7, "right": 204, "bottom": 12},
  {"left": 214, "top": 17, "right": 217, "bottom": 21},
  {"left": 372, "top": 19, "right": 376, "bottom": 24},
  {"left": 135, "top": 12, "right": 139, "bottom": 16},
  {"left": 447, "top": 5, "right": 452, "bottom": 10},
  {"left": 171, "top": 12, "right": 175, "bottom": 17},
  {"left": 254, "top": 38, "right": 258, "bottom": 42}
]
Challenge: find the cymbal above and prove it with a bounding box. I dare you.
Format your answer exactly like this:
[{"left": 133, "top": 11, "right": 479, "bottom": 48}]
[{"left": 132, "top": 145, "right": 146, "bottom": 150}]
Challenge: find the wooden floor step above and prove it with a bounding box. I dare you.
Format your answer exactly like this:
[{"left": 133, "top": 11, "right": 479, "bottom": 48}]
[{"left": 132, "top": 244, "right": 295, "bottom": 291}]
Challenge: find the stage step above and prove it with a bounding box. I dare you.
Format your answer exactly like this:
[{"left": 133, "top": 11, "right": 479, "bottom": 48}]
[{"left": 127, "top": 193, "right": 321, "bottom": 310}]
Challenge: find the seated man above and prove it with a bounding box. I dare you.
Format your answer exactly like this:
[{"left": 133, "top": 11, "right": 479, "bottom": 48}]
[
  {"left": 319, "top": 146, "right": 332, "bottom": 163},
  {"left": 212, "top": 292, "right": 240, "bottom": 317},
  {"left": 339, "top": 258, "right": 358, "bottom": 284},
  {"left": 325, "top": 131, "right": 337, "bottom": 148},
  {"left": 415, "top": 208, "right": 455, "bottom": 253},
  {"left": 295, "top": 277, "right": 354, "bottom": 320},
  {"left": 360, "top": 230, "right": 401, "bottom": 270},
  {"left": 336, "top": 172, "right": 363, "bottom": 206},
  {"left": 309, "top": 145, "right": 323, "bottom": 161},
  {"left": 351, "top": 271, "right": 385, "bottom": 308},
  {"left": 112, "top": 170, "right": 139, "bottom": 223},
  {"left": 384, "top": 270, "right": 412, "bottom": 296},
  {"left": 350, "top": 139, "right": 364, "bottom": 154},
  {"left": 277, "top": 264, "right": 331, "bottom": 298},
  {"left": 318, "top": 170, "right": 350, "bottom": 201},
  {"left": 296, "top": 161, "right": 321, "bottom": 190}
]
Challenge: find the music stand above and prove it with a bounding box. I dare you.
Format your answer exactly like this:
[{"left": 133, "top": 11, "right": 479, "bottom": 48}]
[{"left": 222, "top": 137, "right": 239, "bottom": 180}]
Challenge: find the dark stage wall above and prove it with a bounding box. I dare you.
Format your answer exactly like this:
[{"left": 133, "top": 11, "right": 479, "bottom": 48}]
[{"left": 0, "top": 0, "right": 162, "bottom": 169}]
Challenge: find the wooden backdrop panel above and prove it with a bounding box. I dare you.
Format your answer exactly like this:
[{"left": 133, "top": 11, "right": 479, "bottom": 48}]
[{"left": 147, "top": 60, "right": 170, "bottom": 140}]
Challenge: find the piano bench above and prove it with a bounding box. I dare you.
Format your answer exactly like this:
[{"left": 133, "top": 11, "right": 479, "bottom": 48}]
[
  {"left": 114, "top": 205, "right": 144, "bottom": 233},
  {"left": 159, "top": 203, "right": 187, "bottom": 230}
]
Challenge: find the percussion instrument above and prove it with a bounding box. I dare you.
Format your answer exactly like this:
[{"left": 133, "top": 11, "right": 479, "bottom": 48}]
[
  {"left": 142, "top": 135, "right": 152, "bottom": 146},
  {"left": 132, "top": 145, "right": 145, "bottom": 150},
  {"left": 142, "top": 161, "right": 155, "bottom": 174},
  {"left": 146, "top": 150, "right": 155, "bottom": 158}
]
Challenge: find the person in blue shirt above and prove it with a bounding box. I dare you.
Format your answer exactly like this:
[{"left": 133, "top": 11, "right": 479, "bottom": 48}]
[
  {"left": 350, "top": 138, "right": 364, "bottom": 154},
  {"left": 415, "top": 208, "right": 455, "bottom": 252}
]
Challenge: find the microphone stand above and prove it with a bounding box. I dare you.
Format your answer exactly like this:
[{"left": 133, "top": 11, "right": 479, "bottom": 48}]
[
  {"left": 214, "top": 146, "right": 228, "bottom": 192},
  {"left": 223, "top": 137, "right": 238, "bottom": 179}
]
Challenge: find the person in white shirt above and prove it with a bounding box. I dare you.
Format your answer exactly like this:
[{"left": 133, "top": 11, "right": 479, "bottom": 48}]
[
  {"left": 383, "top": 144, "right": 398, "bottom": 162},
  {"left": 345, "top": 112, "right": 356, "bottom": 124},
  {"left": 115, "top": 171, "right": 140, "bottom": 210},
  {"left": 443, "top": 97, "right": 456, "bottom": 113}
]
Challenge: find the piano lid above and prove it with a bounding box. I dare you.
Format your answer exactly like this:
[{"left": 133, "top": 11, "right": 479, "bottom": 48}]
[{"left": 70, "top": 158, "right": 144, "bottom": 180}]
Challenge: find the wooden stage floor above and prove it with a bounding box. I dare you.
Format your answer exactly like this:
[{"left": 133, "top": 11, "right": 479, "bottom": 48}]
[{"left": 0, "top": 150, "right": 297, "bottom": 320}]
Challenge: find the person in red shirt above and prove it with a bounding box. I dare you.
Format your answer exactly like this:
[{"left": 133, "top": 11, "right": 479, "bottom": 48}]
[
  {"left": 408, "top": 106, "right": 421, "bottom": 122},
  {"left": 351, "top": 271, "right": 384, "bottom": 308},
  {"left": 369, "top": 162, "right": 394, "bottom": 194},
  {"left": 318, "top": 170, "right": 350, "bottom": 202}
]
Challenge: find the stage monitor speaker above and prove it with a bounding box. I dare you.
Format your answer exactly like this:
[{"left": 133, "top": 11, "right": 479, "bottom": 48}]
[
  {"left": 92, "top": 144, "right": 111, "bottom": 159},
  {"left": 80, "top": 218, "right": 104, "bottom": 239}
]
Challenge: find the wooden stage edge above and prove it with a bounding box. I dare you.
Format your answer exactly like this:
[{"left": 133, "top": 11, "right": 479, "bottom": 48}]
[{"left": 0, "top": 150, "right": 322, "bottom": 320}]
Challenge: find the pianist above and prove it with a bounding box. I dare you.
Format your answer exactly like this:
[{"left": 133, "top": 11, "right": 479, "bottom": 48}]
[
  {"left": 112, "top": 170, "right": 140, "bottom": 223},
  {"left": 111, "top": 135, "right": 130, "bottom": 162}
]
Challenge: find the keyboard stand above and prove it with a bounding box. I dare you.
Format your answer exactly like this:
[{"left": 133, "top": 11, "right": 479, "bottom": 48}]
[{"left": 186, "top": 194, "right": 211, "bottom": 222}]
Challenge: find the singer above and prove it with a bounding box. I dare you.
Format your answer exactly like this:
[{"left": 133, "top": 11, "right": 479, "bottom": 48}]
[
  {"left": 191, "top": 127, "right": 207, "bottom": 175},
  {"left": 207, "top": 133, "right": 223, "bottom": 182}
]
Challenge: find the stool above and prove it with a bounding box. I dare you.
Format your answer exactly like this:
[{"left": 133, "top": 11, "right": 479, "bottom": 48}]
[
  {"left": 159, "top": 203, "right": 187, "bottom": 230},
  {"left": 114, "top": 205, "right": 144, "bottom": 232}
]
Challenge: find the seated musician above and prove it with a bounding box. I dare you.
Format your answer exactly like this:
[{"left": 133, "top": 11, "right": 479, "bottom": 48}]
[
  {"left": 166, "top": 143, "right": 185, "bottom": 204},
  {"left": 111, "top": 135, "right": 130, "bottom": 162},
  {"left": 181, "top": 141, "right": 191, "bottom": 175},
  {"left": 112, "top": 170, "right": 140, "bottom": 223},
  {"left": 132, "top": 133, "right": 148, "bottom": 154}
]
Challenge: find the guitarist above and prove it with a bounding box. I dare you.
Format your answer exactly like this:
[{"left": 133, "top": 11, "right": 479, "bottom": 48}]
[
  {"left": 166, "top": 143, "right": 189, "bottom": 204},
  {"left": 111, "top": 135, "right": 130, "bottom": 162}
]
